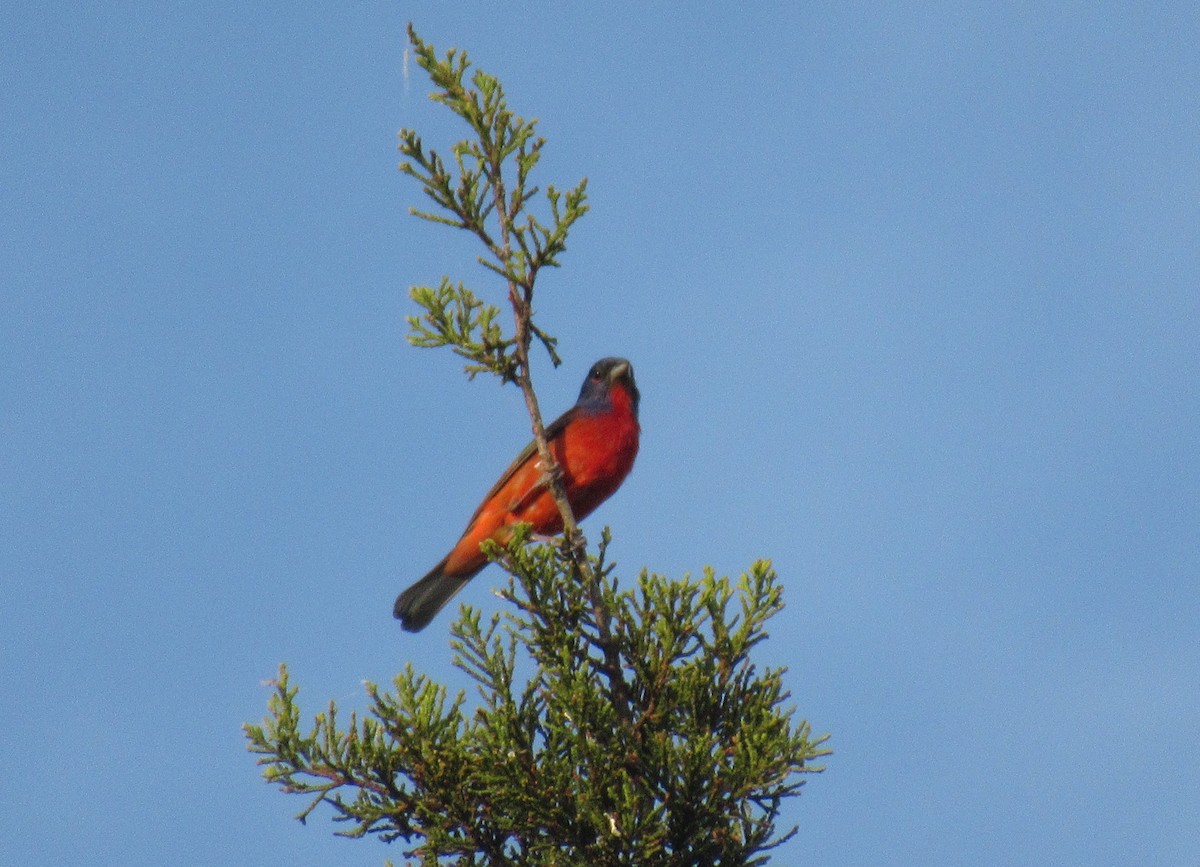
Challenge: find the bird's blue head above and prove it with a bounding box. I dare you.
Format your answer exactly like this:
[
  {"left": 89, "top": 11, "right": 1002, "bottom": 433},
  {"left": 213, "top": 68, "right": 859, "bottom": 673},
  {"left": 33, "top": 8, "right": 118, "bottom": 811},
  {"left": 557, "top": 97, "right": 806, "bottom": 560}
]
[{"left": 575, "top": 357, "right": 639, "bottom": 418}]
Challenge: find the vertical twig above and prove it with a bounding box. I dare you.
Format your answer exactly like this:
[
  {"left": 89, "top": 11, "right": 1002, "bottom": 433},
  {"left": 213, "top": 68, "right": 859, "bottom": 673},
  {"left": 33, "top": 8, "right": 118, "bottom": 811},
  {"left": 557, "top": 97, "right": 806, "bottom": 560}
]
[{"left": 403, "top": 25, "right": 630, "bottom": 721}]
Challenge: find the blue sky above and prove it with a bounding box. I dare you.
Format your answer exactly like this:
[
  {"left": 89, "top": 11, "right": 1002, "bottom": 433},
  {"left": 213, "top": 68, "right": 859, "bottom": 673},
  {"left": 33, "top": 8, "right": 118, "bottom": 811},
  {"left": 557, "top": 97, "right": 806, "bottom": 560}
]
[{"left": 3, "top": 3, "right": 1198, "bottom": 864}]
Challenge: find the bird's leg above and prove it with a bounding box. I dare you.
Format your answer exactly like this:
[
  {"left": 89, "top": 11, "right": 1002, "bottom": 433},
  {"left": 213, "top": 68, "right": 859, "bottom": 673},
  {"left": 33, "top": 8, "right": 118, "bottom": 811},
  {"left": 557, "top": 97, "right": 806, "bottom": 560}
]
[
  {"left": 534, "top": 456, "right": 564, "bottom": 488},
  {"left": 508, "top": 458, "right": 567, "bottom": 525}
]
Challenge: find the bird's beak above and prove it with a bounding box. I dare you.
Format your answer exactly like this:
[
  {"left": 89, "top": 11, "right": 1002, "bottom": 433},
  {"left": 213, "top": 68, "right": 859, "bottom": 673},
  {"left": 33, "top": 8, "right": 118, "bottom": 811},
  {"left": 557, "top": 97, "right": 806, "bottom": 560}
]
[{"left": 608, "top": 361, "right": 630, "bottom": 382}]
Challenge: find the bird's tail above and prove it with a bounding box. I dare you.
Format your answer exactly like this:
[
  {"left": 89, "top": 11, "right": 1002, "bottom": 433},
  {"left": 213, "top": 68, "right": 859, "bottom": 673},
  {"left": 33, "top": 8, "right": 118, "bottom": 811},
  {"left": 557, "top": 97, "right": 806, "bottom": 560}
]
[{"left": 393, "top": 558, "right": 480, "bottom": 632}]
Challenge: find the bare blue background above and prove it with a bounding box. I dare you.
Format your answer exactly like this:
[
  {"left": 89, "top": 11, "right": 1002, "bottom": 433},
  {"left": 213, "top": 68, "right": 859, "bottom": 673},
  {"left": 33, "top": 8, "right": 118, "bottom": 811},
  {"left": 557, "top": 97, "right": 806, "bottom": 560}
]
[{"left": 3, "top": 3, "right": 1197, "bottom": 864}]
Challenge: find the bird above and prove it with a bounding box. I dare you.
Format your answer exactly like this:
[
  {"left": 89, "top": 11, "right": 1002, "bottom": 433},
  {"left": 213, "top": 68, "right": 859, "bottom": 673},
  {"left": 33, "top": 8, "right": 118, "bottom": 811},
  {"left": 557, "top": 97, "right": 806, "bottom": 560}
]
[{"left": 394, "top": 357, "right": 641, "bottom": 631}]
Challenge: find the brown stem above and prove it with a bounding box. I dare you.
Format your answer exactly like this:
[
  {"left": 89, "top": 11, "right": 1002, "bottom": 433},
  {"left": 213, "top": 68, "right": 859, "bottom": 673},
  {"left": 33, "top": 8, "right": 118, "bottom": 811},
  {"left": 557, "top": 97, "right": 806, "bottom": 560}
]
[
  {"left": 486, "top": 149, "right": 590, "bottom": 582},
  {"left": 483, "top": 116, "right": 631, "bottom": 733}
]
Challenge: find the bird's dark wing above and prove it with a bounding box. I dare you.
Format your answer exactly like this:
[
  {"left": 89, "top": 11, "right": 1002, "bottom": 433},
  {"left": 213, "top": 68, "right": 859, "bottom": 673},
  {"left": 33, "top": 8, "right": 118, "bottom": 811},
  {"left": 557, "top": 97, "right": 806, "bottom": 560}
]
[{"left": 459, "top": 407, "right": 576, "bottom": 530}]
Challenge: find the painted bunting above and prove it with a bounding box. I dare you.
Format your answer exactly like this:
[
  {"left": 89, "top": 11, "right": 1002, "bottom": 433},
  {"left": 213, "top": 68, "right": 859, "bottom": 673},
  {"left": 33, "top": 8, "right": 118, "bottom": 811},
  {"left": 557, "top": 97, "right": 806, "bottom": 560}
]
[{"left": 394, "top": 357, "right": 641, "bottom": 631}]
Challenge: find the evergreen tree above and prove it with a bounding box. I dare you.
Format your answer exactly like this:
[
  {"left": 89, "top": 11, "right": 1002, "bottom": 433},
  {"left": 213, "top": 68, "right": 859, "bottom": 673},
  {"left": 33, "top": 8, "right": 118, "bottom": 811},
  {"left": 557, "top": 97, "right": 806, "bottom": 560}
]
[{"left": 246, "top": 26, "right": 829, "bottom": 866}]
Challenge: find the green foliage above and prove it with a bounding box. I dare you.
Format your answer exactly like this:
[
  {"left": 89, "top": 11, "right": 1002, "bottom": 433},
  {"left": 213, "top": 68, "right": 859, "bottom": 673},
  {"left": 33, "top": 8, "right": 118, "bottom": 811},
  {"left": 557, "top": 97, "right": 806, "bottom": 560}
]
[
  {"left": 399, "top": 23, "right": 585, "bottom": 383},
  {"left": 247, "top": 24, "right": 829, "bottom": 865},
  {"left": 408, "top": 278, "right": 517, "bottom": 382},
  {"left": 246, "top": 533, "right": 829, "bottom": 865}
]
